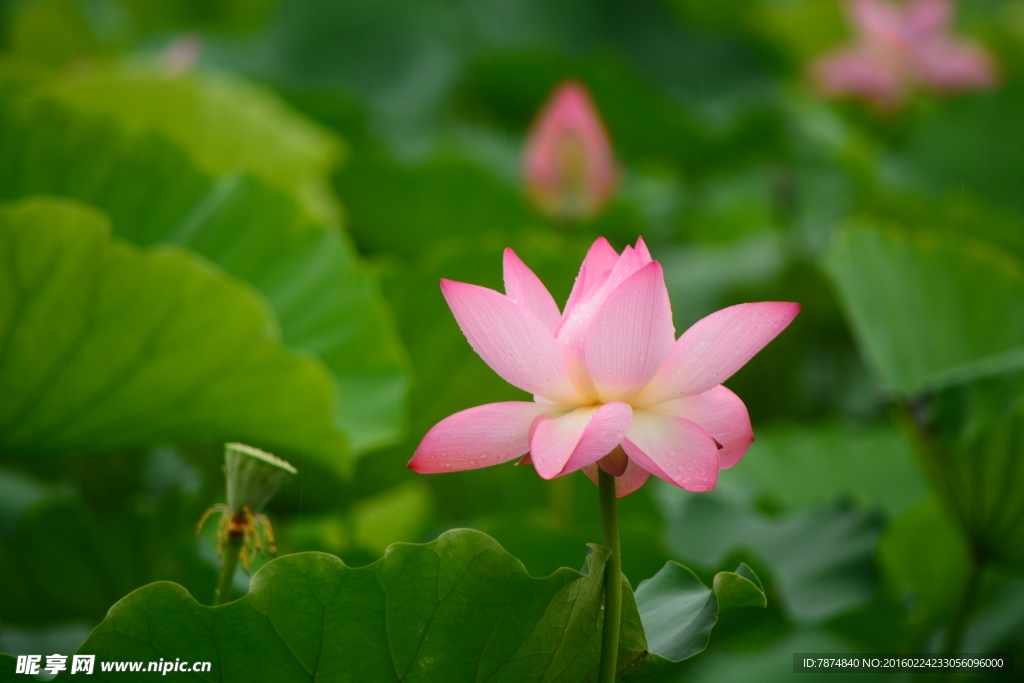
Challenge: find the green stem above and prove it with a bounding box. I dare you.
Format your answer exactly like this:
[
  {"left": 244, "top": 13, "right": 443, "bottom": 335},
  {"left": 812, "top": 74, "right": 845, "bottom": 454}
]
[
  {"left": 598, "top": 468, "right": 622, "bottom": 683},
  {"left": 214, "top": 531, "right": 244, "bottom": 606},
  {"left": 549, "top": 474, "right": 575, "bottom": 527}
]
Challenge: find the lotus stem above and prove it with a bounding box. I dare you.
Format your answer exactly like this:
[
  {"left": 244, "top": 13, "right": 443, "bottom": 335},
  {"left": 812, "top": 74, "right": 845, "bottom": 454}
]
[
  {"left": 598, "top": 467, "right": 622, "bottom": 683},
  {"left": 214, "top": 527, "right": 245, "bottom": 606}
]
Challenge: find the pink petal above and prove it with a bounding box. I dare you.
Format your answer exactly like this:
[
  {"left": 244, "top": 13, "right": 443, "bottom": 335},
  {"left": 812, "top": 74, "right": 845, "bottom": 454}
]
[
  {"left": 849, "top": 0, "right": 904, "bottom": 41},
  {"left": 583, "top": 458, "right": 651, "bottom": 498},
  {"left": 904, "top": 0, "right": 953, "bottom": 37},
  {"left": 441, "top": 279, "right": 583, "bottom": 404},
  {"left": 557, "top": 245, "right": 646, "bottom": 398},
  {"left": 409, "top": 402, "right": 554, "bottom": 473},
  {"left": 600, "top": 245, "right": 646, "bottom": 294},
  {"left": 634, "top": 236, "right": 652, "bottom": 264},
  {"left": 636, "top": 302, "right": 800, "bottom": 405},
  {"left": 585, "top": 261, "right": 674, "bottom": 401},
  {"left": 812, "top": 49, "right": 905, "bottom": 105},
  {"left": 562, "top": 237, "right": 620, "bottom": 320},
  {"left": 912, "top": 38, "right": 995, "bottom": 90},
  {"left": 503, "top": 248, "right": 562, "bottom": 333},
  {"left": 622, "top": 409, "right": 721, "bottom": 492},
  {"left": 529, "top": 402, "right": 633, "bottom": 479},
  {"left": 649, "top": 386, "right": 754, "bottom": 469}
]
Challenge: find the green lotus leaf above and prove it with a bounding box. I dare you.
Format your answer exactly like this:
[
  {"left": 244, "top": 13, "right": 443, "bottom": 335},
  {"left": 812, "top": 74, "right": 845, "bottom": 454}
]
[
  {"left": 0, "top": 87, "right": 408, "bottom": 455},
  {"left": 824, "top": 222, "right": 1024, "bottom": 396},
  {"left": 635, "top": 561, "right": 766, "bottom": 663},
  {"left": 0, "top": 197, "right": 348, "bottom": 465},
  {"left": 45, "top": 527, "right": 760, "bottom": 682},
  {"left": 40, "top": 66, "right": 344, "bottom": 223},
  {"left": 56, "top": 529, "right": 642, "bottom": 682}
]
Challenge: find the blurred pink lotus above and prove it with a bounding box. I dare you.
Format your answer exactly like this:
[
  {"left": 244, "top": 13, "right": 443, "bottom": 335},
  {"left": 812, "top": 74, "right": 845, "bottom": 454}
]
[
  {"left": 812, "top": 0, "right": 995, "bottom": 107},
  {"left": 409, "top": 238, "right": 799, "bottom": 497},
  {"left": 523, "top": 81, "right": 619, "bottom": 222},
  {"left": 161, "top": 33, "right": 203, "bottom": 76}
]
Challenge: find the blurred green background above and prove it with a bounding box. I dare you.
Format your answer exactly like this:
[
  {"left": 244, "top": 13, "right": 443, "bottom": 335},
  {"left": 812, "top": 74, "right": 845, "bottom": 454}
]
[{"left": 1, "top": 0, "right": 1023, "bottom": 680}]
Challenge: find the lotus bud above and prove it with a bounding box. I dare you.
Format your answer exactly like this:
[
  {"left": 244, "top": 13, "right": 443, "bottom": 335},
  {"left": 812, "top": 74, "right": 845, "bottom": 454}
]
[{"left": 523, "top": 81, "right": 619, "bottom": 222}]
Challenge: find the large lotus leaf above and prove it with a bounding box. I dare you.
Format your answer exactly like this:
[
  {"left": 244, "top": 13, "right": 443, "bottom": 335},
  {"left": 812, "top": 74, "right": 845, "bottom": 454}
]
[
  {"left": 39, "top": 66, "right": 343, "bottom": 223},
  {"left": 45, "top": 528, "right": 761, "bottom": 682},
  {"left": 0, "top": 198, "right": 350, "bottom": 465},
  {"left": 0, "top": 93, "right": 408, "bottom": 454},
  {"left": 823, "top": 222, "right": 1024, "bottom": 396},
  {"left": 53, "top": 529, "right": 646, "bottom": 682}
]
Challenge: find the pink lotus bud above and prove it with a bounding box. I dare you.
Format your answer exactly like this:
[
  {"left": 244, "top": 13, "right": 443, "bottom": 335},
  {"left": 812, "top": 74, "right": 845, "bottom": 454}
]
[
  {"left": 811, "top": 0, "right": 995, "bottom": 108},
  {"left": 522, "top": 81, "right": 619, "bottom": 222}
]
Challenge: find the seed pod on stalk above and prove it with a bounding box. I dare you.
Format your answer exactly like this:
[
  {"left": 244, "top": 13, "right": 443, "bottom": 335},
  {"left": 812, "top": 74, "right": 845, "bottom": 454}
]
[{"left": 197, "top": 442, "right": 297, "bottom": 604}]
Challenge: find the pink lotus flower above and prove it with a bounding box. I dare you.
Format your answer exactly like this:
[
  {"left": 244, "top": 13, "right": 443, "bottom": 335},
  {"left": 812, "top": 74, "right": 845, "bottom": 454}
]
[
  {"left": 409, "top": 238, "right": 799, "bottom": 497},
  {"left": 523, "top": 81, "right": 619, "bottom": 222},
  {"left": 812, "top": 0, "right": 995, "bottom": 107}
]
